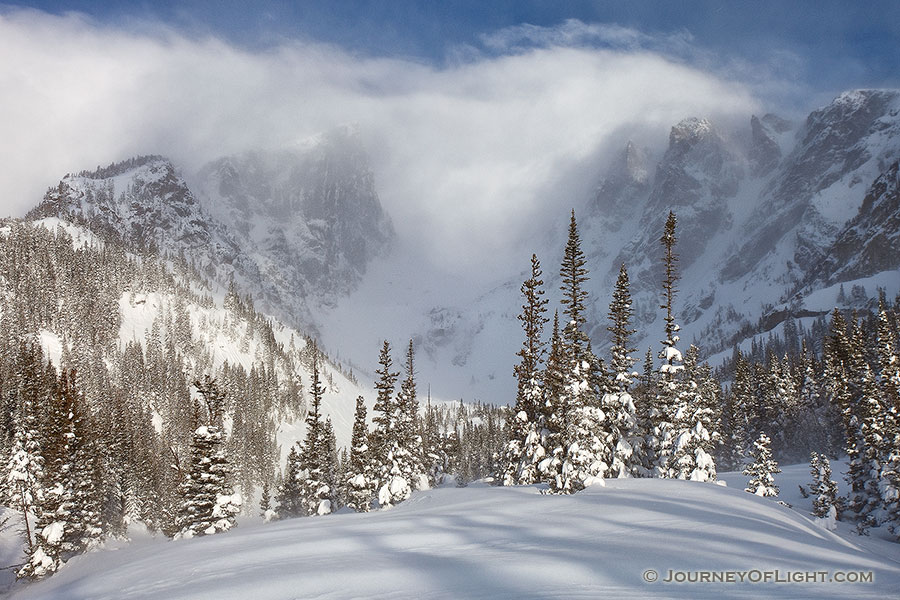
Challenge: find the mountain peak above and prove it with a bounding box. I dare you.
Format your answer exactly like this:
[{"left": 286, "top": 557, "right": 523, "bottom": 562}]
[{"left": 669, "top": 117, "right": 714, "bottom": 149}]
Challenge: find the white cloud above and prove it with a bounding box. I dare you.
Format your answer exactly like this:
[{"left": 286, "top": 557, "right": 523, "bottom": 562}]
[{"left": 0, "top": 10, "right": 762, "bottom": 280}]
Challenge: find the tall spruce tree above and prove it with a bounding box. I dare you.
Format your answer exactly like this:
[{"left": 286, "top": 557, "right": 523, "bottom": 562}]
[
  {"left": 275, "top": 446, "right": 303, "bottom": 519},
  {"left": 551, "top": 211, "right": 608, "bottom": 494},
  {"left": 396, "top": 340, "right": 427, "bottom": 491},
  {"left": 608, "top": 263, "right": 637, "bottom": 393},
  {"left": 369, "top": 341, "right": 412, "bottom": 507},
  {"left": 723, "top": 350, "right": 753, "bottom": 471},
  {"left": 668, "top": 346, "right": 718, "bottom": 481},
  {"left": 371, "top": 341, "right": 399, "bottom": 464},
  {"left": 297, "top": 347, "right": 335, "bottom": 516},
  {"left": 540, "top": 312, "right": 566, "bottom": 484},
  {"left": 4, "top": 344, "right": 47, "bottom": 566},
  {"left": 559, "top": 210, "right": 590, "bottom": 363},
  {"left": 876, "top": 305, "right": 900, "bottom": 535},
  {"left": 346, "top": 396, "right": 375, "bottom": 512},
  {"left": 503, "top": 254, "right": 549, "bottom": 486},
  {"left": 651, "top": 211, "right": 684, "bottom": 477},
  {"left": 604, "top": 263, "right": 643, "bottom": 477}
]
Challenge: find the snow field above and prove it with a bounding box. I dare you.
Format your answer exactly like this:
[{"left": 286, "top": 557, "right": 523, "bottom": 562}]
[{"left": 8, "top": 476, "right": 900, "bottom": 599}]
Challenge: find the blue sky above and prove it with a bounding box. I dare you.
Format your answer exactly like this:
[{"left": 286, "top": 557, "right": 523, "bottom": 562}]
[
  {"left": 12, "top": 0, "right": 900, "bottom": 93},
  {"left": 0, "top": 1, "right": 898, "bottom": 272}
]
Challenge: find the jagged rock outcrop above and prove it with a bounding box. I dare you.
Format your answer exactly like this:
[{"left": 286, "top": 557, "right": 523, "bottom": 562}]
[
  {"left": 804, "top": 160, "right": 900, "bottom": 286},
  {"left": 25, "top": 128, "right": 395, "bottom": 332}
]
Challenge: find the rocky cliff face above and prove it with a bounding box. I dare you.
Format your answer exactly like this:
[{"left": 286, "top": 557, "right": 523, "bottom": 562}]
[
  {"left": 26, "top": 129, "right": 395, "bottom": 333},
  {"left": 195, "top": 127, "right": 394, "bottom": 307},
  {"left": 410, "top": 89, "right": 900, "bottom": 400},
  {"left": 805, "top": 160, "right": 900, "bottom": 287}
]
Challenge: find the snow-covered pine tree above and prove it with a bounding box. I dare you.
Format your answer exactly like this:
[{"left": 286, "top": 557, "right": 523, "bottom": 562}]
[
  {"left": 603, "top": 263, "right": 643, "bottom": 477},
  {"left": 369, "top": 341, "right": 413, "bottom": 507},
  {"left": 321, "top": 417, "right": 341, "bottom": 510},
  {"left": 744, "top": 432, "right": 780, "bottom": 497},
  {"left": 651, "top": 211, "right": 684, "bottom": 478},
  {"left": 608, "top": 264, "right": 637, "bottom": 393},
  {"left": 297, "top": 348, "right": 335, "bottom": 516},
  {"left": 21, "top": 369, "right": 102, "bottom": 578},
  {"left": 503, "top": 254, "right": 549, "bottom": 486},
  {"left": 18, "top": 362, "right": 65, "bottom": 580},
  {"left": 809, "top": 452, "right": 838, "bottom": 529},
  {"left": 668, "top": 346, "right": 718, "bottom": 482},
  {"left": 760, "top": 353, "right": 798, "bottom": 460},
  {"left": 346, "top": 396, "right": 376, "bottom": 512},
  {"left": 559, "top": 210, "right": 590, "bottom": 365},
  {"left": 4, "top": 344, "right": 47, "bottom": 565},
  {"left": 275, "top": 446, "right": 303, "bottom": 519},
  {"left": 833, "top": 313, "right": 883, "bottom": 529},
  {"left": 794, "top": 342, "right": 840, "bottom": 460},
  {"left": 420, "top": 398, "right": 449, "bottom": 485},
  {"left": 551, "top": 211, "right": 608, "bottom": 494},
  {"left": 396, "top": 340, "right": 427, "bottom": 492},
  {"left": 824, "top": 310, "right": 870, "bottom": 528},
  {"left": 370, "top": 340, "right": 399, "bottom": 471},
  {"left": 62, "top": 371, "right": 103, "bottom": 554},
  {"left": 875, "top": 302, "right": 900, "bottom": 534},
  {"left": 175, "top": 376, "right": 240, "bottom": 539},
  {"left": 539, "top": 312, "right": 566, "bottom": 483},
  {"left": 259, "top": 481, "right": 273, "bottom": 521}
]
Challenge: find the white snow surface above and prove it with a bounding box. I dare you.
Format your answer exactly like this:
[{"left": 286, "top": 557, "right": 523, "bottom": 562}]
[{"left": 8, "top": 476, "right": 900, "bottom": 599}]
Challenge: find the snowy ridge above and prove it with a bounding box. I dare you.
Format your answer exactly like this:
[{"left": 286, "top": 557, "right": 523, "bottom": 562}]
[
  {"left": 26, "top": 127, "right": 395, "bottom": 337},
  {"left": 21, "top": 218, "right": 373, "bottom": 454},
  {"left": 8, "top": 475, "right": 900, "bottom": 599},
  {"left": 383, "top": 89, "right": 900, "bottom": 401}
]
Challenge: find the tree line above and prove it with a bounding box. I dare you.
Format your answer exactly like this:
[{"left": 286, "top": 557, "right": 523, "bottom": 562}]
[{"left": 500, "top": 209, "right": 900, "bottom": 539}]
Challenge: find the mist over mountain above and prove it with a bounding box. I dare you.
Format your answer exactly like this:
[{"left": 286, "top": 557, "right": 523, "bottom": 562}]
[{"left": 18, "top": 89, "right": 900, "bottom": 404}]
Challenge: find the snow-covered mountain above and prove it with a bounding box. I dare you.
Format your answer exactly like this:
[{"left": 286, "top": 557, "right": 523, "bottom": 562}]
[
  {"left": 396, "top": 89, "right": 900, "bottom": 401},
  {"left": 27, "top": 127, "right": 394, "bottom": 334},
  {"left": 193, "top": 127, "right": 394, "bottom": 309},
  {"left": 21, "top": 89, "right": 900, "bottom": 404}
]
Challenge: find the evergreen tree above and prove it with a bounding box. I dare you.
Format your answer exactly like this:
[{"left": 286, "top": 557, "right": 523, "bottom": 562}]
[
  {"left": 396, "top": 340, "right": 427, "bottom": 491},
  {"left": 744, "top": 432, "right": 780, "bottom": 497},
  {"left": 608, "top": 263, "right": 637, "bottom": 393},
  {"left": 541, "top": 311, "right": 566, "bottom": 479},
  {"left": 876, "top": 304, "right": 900, "bottom": 535},
  {"left": 370, "top": 341, "right": 399, "bottom": 466},
  {"left": 259, "top": 481, "right": 273, "bottom": 521},
  {"left": 503, "top": 254, "right": 549, "bottom": 486},
  {"left": 21, "top": 369, "right": 103, "bottom": 578},
  {"left": 550, "top": 212, "right": 609, "bottom": 494},
  {"left": 651, "top": 211, "right": 684, "bottom": 477},
  {"left": 723, "top": 351, "right": 752, "bottom": 470},
  {"left": 809, "top": 452, "right": 839, "bottom": 529},
  {"left": 296, "top": 347, "right": 335, "bottom": 516},
  {"left": 4, "top": 344, "right": 46, "bottom": 564},
  {"left": 175, "top": 376, "right": 240, "bottom": 539},
  {"left": 346, "top": 396, "right": 375, "bottom": 512},
  {"left": 668, "top": 346, "right": 718, "bottom": 481},
  {"left": 275, "top": 446, "right": 303, "bottom": 519},
  {"left": 559, "top": 210, "right": 590, "bottom": 363}
]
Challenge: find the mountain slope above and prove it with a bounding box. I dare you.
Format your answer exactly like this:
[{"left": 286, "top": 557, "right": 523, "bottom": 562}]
[
  {"left": 26, "top": 128, "right": 394, "bottom": 335},
  {"left": 392, "top": 89, "right": 900, "bottom": 401}
]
